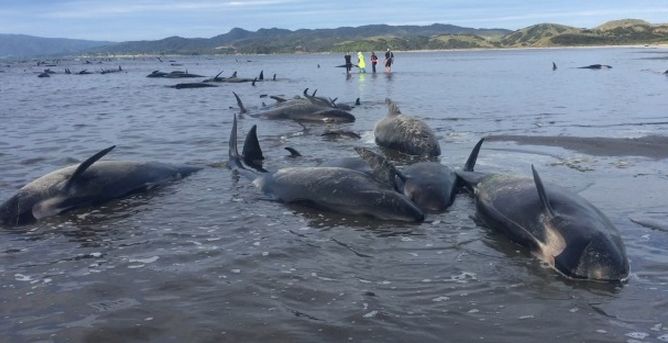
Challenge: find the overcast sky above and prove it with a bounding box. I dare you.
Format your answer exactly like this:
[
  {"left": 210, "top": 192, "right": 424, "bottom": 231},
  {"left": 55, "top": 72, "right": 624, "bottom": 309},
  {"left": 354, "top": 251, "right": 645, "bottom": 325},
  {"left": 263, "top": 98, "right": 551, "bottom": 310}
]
[{"left": 2, "top": 0, "right": 668, "bottom": 41}]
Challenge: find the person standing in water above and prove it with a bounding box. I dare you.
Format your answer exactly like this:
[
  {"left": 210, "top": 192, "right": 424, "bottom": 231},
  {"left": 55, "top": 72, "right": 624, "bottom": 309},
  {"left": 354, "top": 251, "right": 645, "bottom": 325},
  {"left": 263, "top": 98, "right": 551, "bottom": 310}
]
[
  {"left": 384, "top": 48, "right": 394, "bottom": 73},
  {"left": 357, "top": 52, "right": 366, "bottom": 73},
  {"left": 370, "top": 51, "right": 378, "bottom": 73},
  {"left": 344, "top": 52, "right": 352, "bottom": 74}
]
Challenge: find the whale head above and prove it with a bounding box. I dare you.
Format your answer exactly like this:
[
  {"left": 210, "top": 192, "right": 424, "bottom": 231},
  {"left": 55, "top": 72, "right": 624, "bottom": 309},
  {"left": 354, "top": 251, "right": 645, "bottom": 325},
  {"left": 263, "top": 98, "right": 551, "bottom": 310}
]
[
  {"left": 554, "top": 227, "right": 629, "bottom": 282},
  {"left": 402, "top": 179, "right": 452, "bottom": 213},
  {"left": 0, "top": 193, "right": 39, "bottom": 227}
]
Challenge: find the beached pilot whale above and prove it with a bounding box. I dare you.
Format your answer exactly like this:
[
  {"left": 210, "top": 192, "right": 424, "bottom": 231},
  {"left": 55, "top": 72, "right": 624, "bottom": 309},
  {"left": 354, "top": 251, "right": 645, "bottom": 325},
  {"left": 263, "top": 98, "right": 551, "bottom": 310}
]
[
  {"left": 578, "top": 64, "right": 612, "bottom": 69},
  {"left": 374, "top": 99, "right": 441, "bottom": 158},
  {"left": 233, "top": 92, "right": 355, "bottom": 123},
  {"left": 168, "top": 82, "right": 218, "bottom": 89},
  {"left": 355, "top": 148, "right": 458, "bottom": 213},
  {"left": 457, "top": 139, "right": 629, "bottom": 282},
  {"left": 227, "top": 114, "right": 423, "bottom": 222},
  {"left": 0, "top": 146, "right": 200, "bottom": 227}
]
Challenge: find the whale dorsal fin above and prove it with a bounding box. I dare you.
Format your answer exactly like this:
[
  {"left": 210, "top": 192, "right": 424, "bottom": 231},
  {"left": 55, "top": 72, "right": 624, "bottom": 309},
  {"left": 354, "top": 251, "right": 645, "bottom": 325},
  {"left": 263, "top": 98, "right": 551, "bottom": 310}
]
[
  {"left": 385, "top": 98, "right": 401, "bottom": 116},
  {"left": 311, "top": 89, "right": 317, "bottom": 97},
  {"left": 232, "top": 91, "right": 247, "bottom": 114},
  {"left": 64, "top": 145, "right": 115, "bottom": 191},
  {"left": 531, "top": 165, "right": 555, "bottom": 218},
  {"left": 258, "top": 70, "right": 264, "bottom": 80},
  {"left": 231, "top": 71, "right": 237, "bottom": 78},
  {"left": 464, "top": 138, "right": 485, "bottom": 172},
  {"left": 242, "top": 125, "right": 264, "bottom": 170},
  {"left": 456, "top": 138, "right": 487, "bottom": 190},
  {"left": 355, "top": 97, "right": 360, "bottom": 106},
  {"left": 272, "top": 73, "right": 276, "bottom": 81},
  {"left": 303, "top": 88, "right": 309, "bottom": 97},
  {"left": 354, "top": 147, "right": 405, "bottom": 190},
  {"left": 228, "top": 113, "right": 242, "bottom": 169},
  {"left": 284, "top": 147, "right": 302, "bottom": 157}
]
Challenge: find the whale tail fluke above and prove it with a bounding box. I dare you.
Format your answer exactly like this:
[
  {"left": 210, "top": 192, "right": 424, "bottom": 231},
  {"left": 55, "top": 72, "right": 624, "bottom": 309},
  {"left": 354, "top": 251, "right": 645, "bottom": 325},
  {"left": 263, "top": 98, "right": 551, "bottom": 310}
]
[{"left": 228, "top": 113, "right": 266, "bottom": 174}]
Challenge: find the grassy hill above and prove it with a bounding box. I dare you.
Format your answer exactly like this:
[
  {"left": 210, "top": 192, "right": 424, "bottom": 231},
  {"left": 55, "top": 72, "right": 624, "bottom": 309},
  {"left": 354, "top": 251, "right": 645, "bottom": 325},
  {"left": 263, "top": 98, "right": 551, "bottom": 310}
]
[
  {"left": 90, "top": 24, "right": 511, "bottom": 55},
  {"left": 499, "top": 23, "right": 581, "bottom": 47},
  {"left": 502, "top": 19, "right": 668, "bottom": 47},
  {"left": 17, "top": 18, "right": 663, "bottom": 57}
]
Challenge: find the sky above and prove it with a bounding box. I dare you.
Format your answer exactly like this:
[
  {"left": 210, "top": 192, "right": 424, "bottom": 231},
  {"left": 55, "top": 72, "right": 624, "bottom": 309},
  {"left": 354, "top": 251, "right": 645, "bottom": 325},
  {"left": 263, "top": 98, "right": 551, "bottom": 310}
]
[{"left": 1, "top": 0, "right": 668, "bottom": 42}]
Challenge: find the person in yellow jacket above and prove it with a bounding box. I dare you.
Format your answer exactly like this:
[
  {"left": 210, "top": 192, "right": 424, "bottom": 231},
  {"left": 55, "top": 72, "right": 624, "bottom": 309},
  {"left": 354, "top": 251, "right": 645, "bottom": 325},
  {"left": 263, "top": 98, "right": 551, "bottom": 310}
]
[{"left": 357, "top": 52, "right": 366, "bottom": 73}]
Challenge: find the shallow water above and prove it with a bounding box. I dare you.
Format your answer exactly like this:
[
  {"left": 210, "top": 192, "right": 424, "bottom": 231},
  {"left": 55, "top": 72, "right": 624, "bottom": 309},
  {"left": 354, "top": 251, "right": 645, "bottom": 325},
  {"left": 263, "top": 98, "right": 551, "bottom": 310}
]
[{"left": 1, "top": 48, "right": 668, "bottom": 342}]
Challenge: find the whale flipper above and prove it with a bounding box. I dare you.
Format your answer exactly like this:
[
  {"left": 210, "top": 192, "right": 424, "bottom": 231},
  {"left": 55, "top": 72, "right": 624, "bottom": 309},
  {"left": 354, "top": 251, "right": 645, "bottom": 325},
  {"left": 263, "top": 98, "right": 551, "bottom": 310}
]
[
  {"left": 64, "top": 145, "right": 116, "bottom": 191},
  {"left": 284, "top": 147, "right": 302, "bottom": 157},
  {"left": 270, "top": 95, "right": 287, "bottom": 103}
]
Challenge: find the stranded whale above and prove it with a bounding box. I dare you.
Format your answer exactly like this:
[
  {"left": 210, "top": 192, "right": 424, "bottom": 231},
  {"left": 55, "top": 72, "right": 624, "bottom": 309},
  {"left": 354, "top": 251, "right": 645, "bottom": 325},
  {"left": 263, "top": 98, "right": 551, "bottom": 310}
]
[
  {"left": 227, "top": 115, "right": 423, "bottom": 222},
  {"left": 0, "top": 146, "right": 200, "bottom": 227},
  {"left": 457, "top": 139, "right": 629, "bottom": 282},
  {"left": 374, "top": 99, "right": 441, "bottom": 158}
]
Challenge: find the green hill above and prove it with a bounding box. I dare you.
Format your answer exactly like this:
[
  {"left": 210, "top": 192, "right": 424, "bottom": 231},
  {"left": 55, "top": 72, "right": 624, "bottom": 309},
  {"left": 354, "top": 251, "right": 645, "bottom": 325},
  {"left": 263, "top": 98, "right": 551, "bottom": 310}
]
[
  {"left": 501, "top": 19, "right": 668, "bottom": 47},
  {"left": 499, "top": 23, "right": 581, "bottom": 47},
  {"left": 6, "top": 18, "right": 668, "bottom": 58}
]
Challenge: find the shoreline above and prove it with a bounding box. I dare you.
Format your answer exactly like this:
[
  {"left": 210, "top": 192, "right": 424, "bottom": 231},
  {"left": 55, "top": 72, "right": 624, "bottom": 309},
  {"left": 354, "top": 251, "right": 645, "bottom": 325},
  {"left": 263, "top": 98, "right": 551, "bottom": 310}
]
[{"left": 74, "top": 44, "right": 668, "bottom": 59}]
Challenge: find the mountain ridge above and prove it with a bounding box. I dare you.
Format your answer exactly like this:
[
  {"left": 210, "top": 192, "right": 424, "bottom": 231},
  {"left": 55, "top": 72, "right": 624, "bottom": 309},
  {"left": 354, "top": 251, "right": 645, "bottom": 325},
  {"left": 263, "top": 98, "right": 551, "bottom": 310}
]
[
  {"left": 3, "top": 19, "right": 668, "bottom": 57},
  {"left": 0, "top": 33, "right": 111, "bottom": 58}
]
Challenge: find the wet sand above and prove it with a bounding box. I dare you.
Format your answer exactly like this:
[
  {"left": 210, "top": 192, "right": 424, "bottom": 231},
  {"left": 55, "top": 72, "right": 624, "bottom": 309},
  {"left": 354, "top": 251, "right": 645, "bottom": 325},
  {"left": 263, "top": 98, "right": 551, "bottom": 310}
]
[{"left": 486, "top": 134, "right": 668, "bottom": 159}]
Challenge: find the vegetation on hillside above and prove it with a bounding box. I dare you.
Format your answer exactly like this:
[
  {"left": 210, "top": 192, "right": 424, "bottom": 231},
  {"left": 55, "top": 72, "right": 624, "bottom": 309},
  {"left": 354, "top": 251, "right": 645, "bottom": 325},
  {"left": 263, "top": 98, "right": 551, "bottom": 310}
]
[{"left": 8, "top": 18, "right": 665, "bottom": 57}]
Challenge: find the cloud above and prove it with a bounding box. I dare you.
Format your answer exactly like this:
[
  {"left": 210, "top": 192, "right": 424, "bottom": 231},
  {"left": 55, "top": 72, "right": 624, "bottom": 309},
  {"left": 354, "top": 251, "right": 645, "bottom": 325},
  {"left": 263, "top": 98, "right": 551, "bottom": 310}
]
[{"left": 40, "top": 0, "right": 304, "bottom": 19}]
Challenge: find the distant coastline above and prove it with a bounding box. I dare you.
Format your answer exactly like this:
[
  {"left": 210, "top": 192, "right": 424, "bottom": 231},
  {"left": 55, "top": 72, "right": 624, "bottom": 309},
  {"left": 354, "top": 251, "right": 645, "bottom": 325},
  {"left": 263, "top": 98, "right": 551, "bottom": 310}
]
[
  {"left": 76, "top": 44, "right": 668, "bottom": 59},
  {"left": 3, "top": 18, "right": 668, "bottom": 58}
]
